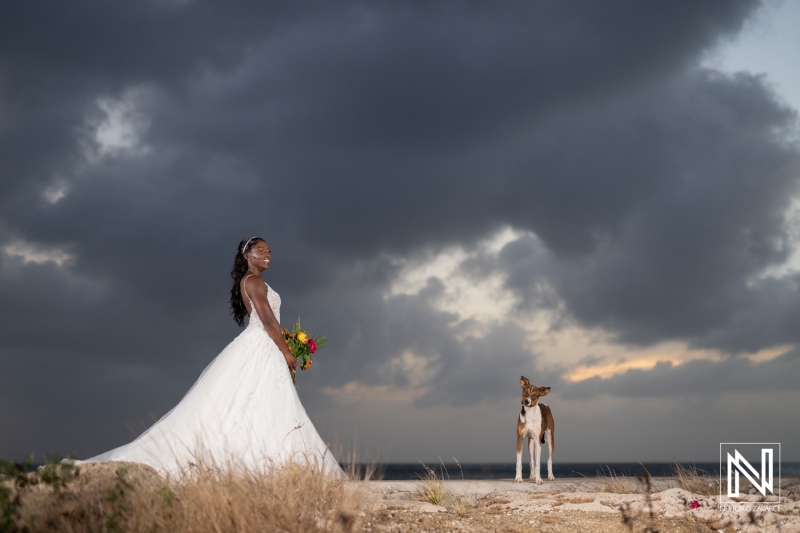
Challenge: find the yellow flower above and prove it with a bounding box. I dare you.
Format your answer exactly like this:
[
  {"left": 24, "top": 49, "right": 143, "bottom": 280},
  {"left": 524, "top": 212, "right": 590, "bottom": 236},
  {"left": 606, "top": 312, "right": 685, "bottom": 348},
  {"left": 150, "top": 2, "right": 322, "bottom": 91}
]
[{"left": 297, "top": 331, "right": 308, "bottom": 344}]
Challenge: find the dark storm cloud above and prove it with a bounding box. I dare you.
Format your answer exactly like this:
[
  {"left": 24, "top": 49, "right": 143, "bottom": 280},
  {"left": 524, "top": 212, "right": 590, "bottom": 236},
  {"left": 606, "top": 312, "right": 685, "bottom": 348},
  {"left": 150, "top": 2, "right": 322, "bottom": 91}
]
[
  {"left": 3, "top": 0, "right": 797, "bottom": 460},
  {"left": 1, "top": 0, "right": 759, "bottom": 251},
  {"left": 495, "top": 69, "right": 800, "bottom": 352}
]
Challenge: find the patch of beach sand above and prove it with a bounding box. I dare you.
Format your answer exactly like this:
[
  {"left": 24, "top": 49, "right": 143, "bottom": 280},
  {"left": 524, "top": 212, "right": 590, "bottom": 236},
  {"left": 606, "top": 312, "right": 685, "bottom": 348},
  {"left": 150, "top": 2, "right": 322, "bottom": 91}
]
[{"left": 356, "top": 478, "right": 800, "bottom": 532}]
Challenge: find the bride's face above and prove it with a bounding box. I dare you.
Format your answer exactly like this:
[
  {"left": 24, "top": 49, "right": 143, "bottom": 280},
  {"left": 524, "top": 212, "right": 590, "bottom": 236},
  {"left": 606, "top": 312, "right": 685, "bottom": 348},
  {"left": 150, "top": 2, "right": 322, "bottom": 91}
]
[{"left": 248, "top": 241, "right": 271, "bottom": 269}]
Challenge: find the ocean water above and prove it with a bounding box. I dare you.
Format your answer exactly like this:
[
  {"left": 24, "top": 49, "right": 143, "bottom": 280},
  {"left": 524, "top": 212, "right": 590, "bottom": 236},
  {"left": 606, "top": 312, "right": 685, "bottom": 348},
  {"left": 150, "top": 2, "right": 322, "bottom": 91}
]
[{"left": 346, "top": 462, "right": 800, "bottom": 480}]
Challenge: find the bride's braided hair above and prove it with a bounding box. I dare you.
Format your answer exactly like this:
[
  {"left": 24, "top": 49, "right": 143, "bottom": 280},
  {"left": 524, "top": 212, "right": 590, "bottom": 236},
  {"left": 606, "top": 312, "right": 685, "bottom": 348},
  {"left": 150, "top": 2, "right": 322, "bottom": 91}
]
[{"left": 230, "top": 236, "right": 264, "bottom": 327}]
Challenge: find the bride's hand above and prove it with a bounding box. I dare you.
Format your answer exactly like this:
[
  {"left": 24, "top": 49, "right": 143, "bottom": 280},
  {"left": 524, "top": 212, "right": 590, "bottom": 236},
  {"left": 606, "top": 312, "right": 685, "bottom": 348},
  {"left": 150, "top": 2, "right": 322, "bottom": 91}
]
[{"left": 285, "top": 353, "right": 298, "bottom": 372}]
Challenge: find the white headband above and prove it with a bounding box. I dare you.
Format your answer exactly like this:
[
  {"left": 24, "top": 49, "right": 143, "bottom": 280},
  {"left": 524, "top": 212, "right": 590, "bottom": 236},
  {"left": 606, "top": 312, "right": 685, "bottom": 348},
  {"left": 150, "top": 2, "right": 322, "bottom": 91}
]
[{"left": 242, "top": 236, "right": 256, "bottom": 254}]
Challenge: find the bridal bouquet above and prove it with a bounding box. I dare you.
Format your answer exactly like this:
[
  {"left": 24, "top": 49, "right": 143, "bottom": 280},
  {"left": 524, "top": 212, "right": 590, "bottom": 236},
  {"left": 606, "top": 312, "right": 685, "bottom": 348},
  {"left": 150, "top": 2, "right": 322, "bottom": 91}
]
[{"left": 282, "top": 318, "right": 328, "bottom": 387}]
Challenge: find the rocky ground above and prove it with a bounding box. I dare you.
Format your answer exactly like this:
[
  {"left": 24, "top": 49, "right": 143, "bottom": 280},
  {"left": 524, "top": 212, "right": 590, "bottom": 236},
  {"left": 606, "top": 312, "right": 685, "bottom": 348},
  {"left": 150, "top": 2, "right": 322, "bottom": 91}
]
[
  {"left": 4, "top": 462, "right": 797, "bottom": 532},
  {"left": 357, "top": 477, "right": 800, "bottom": 533}
]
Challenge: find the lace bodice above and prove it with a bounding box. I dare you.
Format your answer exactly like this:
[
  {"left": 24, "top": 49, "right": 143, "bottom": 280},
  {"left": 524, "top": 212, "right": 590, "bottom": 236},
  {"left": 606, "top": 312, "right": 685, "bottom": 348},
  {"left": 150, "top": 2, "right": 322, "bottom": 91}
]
[{"left": 242, "top": 275, "right": 281, "bottom": 324}]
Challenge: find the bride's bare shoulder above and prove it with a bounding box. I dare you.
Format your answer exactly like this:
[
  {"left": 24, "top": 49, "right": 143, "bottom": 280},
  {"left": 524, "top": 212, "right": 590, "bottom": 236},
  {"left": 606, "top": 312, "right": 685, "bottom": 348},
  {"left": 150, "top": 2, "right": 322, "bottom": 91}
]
[{"left": 242, "top": 274, "right": 267, "bottom": 296}]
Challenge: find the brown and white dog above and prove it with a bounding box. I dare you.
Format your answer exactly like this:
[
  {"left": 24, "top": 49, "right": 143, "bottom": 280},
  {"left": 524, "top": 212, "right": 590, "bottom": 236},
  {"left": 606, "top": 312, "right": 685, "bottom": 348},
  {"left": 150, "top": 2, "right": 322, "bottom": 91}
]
[{"left": 515, "top": 376, "right": 555, "bottom": 484}]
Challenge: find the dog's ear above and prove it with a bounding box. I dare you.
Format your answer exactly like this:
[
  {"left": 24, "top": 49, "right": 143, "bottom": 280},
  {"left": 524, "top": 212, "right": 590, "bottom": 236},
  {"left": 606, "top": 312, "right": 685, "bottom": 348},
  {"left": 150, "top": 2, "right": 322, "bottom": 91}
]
[
  {"left": 520, "top": 376, "right": 530, "bottom": 388},
  {"left": 538, "top": 386, "right": 551, "bottom": 396}
]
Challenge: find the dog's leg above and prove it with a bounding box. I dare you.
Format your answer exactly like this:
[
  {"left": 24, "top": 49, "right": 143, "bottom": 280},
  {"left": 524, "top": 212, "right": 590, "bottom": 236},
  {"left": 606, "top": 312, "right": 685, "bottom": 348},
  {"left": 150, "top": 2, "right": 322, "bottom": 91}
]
[
  {"left": 545, "top": 429, "right": 555, "bottom": 481},
  {"left": 515, "top": 433, "right": 524, "bottom": 483},
  {"left": 527, "top": 436, "right": 537, "bottom": 482},
  {"left": 532, "top": 435, "right": 543, "bottom": 484}
]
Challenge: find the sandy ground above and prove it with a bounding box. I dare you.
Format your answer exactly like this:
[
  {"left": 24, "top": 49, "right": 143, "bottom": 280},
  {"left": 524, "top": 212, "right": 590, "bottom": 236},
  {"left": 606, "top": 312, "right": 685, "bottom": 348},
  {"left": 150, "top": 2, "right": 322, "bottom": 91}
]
[{"left": 355, "top": 477, "right": 800, "bottom": 533}]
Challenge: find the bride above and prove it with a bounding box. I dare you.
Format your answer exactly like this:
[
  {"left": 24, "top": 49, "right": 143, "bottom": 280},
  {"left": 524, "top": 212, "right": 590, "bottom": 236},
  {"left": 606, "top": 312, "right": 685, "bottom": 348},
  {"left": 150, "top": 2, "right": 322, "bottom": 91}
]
[{"left": 72, "top": 236, "right": 345, "bottom": 479}]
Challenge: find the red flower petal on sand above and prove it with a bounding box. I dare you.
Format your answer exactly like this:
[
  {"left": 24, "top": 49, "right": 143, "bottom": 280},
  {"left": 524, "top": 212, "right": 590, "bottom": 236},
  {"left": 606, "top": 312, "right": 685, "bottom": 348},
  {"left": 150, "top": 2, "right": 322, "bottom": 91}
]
[{"left": 690, "top": 500, "right": 699, "bottom": 509}]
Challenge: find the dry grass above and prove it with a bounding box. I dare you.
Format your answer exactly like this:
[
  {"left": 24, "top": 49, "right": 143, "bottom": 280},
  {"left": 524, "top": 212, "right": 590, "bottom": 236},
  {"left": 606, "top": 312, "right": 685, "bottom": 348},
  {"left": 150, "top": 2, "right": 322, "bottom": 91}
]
[
  {"left": 442, "top": 494, "right": 473, "bottom": 515},
  {"left": 415, "top": 459, "right": 476, "bottom": 515},
  {"left": 2, "top": 453, "right": 368, "bottom": 533},
  {"left": 416, "top": 458, "right": 462, "bottom": 505},
  {"left": 594, "top": 466, "right": 636, "bottom": 494},
  {"left": 416, "top": 462, "right": 446, "bottom": 505},
  {"left": 672, "top": 461, "right": 724, "bottom": 496}
]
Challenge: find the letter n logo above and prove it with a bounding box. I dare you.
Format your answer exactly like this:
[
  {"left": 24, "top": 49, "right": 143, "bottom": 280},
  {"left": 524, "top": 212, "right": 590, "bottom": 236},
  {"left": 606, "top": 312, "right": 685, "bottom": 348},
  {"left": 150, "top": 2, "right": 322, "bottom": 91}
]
[
  {"left": 719, "top": 442, "right": 781, "bottom": 509},
  {"left": 727, "top": 448, "right": 773, "bottom": 497}
]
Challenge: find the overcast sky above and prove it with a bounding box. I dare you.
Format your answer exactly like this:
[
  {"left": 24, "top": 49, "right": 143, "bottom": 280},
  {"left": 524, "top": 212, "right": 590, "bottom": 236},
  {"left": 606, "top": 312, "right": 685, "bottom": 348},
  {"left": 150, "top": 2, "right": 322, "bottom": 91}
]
[{"left": 2, "top": 0, "right": 799, "bottom": 465}]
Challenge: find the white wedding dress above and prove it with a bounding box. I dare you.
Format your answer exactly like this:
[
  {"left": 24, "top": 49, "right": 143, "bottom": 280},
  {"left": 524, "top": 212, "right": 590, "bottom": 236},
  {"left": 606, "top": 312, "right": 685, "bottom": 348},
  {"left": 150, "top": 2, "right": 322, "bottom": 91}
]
[{"left": 74, "top": 280, "right": 345, "bottom": 479}]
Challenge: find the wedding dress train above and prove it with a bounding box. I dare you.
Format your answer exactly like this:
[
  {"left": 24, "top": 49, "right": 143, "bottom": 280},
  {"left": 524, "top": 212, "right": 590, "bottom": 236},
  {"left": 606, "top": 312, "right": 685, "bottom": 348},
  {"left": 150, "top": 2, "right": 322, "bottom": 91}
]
[{"left": 74, "top": 281, "right": 345, "bottom": 479}]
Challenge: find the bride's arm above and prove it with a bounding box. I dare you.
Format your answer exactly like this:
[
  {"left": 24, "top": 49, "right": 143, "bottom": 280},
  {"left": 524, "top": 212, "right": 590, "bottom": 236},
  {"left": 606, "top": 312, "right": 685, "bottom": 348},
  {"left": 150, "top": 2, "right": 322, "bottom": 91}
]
[{"left": 245, "top": 277, "right": 298, "bottom": 372}]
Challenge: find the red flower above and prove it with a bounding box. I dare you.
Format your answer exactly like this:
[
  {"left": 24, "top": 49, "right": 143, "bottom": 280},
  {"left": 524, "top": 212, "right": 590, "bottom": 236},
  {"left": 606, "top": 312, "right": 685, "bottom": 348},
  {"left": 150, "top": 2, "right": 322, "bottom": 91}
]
[
  {"left": 308, "top": 338, "right": 317, "bottom": 354},
  {"left": 690, "top": 500, "right": 699, "bottom": 509}
]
